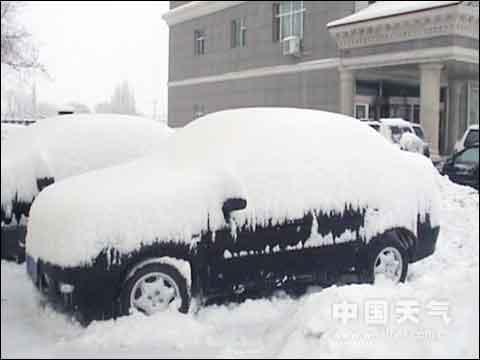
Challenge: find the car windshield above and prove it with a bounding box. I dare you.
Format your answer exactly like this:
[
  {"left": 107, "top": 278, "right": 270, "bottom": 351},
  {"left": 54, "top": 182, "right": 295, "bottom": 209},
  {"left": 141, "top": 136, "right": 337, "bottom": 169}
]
[
  {"left": 456, "top": 147, "right": 479, "bottom": 165},
  {"left": 413, "top": 126, "right": 425, "bottom": 140},
  {"left": 465, "top": 129, "right": 479, "bottom": 148},
  {"left": 390, "top": 126, "right": 411, "bottom": 143}
]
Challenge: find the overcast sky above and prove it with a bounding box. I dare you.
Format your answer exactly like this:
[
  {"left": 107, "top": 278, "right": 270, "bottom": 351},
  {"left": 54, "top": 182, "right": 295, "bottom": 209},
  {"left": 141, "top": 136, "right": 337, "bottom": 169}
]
[{"left": 18, "top": 1, "right": 170, "bottom": 119}]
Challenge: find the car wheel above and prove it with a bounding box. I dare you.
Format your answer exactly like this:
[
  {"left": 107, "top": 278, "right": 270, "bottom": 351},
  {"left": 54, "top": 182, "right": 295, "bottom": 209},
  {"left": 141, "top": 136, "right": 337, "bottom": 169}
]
[
  {"left": 363, "top": 232, "right": 409, "bottom": 284},
  {"left": 120, "top": 263, "right": 190, "bottom": 316}
]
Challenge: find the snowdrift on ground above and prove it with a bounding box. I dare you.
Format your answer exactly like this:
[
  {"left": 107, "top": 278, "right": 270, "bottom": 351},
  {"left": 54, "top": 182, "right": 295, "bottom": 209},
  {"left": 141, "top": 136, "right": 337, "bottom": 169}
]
[{"left": 2, "top": 178, "right": 478, "bottom": 358}]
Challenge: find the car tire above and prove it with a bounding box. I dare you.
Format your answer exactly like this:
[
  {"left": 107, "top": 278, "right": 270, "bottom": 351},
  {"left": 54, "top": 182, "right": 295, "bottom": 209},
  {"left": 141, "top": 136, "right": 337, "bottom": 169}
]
[
  {"left": 362, "top": 231, "right": 409, "bottom": 284},
  {"left": 120, "top": 263, "right": 190, "bottom": 316}
]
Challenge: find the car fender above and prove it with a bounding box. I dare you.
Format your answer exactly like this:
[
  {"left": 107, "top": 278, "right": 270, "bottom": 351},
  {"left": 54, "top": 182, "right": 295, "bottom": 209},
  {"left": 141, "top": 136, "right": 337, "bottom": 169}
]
[{"left": 123, "top": 257, "right": 192, "bottom": 290}]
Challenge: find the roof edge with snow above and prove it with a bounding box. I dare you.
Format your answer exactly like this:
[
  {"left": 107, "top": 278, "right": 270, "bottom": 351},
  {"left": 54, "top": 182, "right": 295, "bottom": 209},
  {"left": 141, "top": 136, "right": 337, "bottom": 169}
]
[{"left": 327, "top": 1, "right": 462, "bottom": 28}]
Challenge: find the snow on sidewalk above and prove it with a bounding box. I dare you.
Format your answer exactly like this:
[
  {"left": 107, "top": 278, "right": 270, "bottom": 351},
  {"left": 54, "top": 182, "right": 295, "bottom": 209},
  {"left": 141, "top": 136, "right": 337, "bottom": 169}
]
[{"left": 1, "top": 178, "right": 478, "bottom": 358}]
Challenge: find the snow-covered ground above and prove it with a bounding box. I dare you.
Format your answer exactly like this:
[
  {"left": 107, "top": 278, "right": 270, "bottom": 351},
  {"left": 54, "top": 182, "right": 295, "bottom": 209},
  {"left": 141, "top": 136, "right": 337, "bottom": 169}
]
[{"left": 1, "top": 178, "right": 478, "bottom": 358}]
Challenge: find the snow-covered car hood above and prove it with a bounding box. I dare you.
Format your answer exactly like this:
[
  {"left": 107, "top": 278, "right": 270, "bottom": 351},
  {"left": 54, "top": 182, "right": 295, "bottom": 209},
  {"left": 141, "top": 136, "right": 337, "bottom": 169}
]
[
  {"left": 26, "top": 108, "right": 442, "bottom": 267},
  {"left": 1, "top": 114, "right": 173, "bottom": 219}
]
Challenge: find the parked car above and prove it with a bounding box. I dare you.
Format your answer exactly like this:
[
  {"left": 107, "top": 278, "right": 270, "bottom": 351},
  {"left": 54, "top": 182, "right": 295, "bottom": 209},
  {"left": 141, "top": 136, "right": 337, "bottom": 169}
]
[
  {"left": 25, "top": 108, "right": 441, "bottom": 324},
  {"left": 1, "top": 122, "right": 27, "bottom": 142},
  {"left": 455, "top": 125, "right": 479, "bottom": 153},
  {"left": 441, "top": 143, "right": 479, "bottom": 191},
  {"left": 411, "top": 123, "right": 425, "bottom": 140},
  {"left": 379, "top": 118, "right": 430, "bottom": 157},
  {"left": 410, "top": 123, "right": 431, "bottom": 157},
  {"left": 1, "top": 114, "right": 173, "bottom": 262}
]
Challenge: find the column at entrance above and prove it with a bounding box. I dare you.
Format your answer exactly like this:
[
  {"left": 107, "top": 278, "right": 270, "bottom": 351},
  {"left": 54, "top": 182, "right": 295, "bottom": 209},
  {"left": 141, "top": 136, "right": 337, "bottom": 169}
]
[
  {"left": 447, "top": 80, "right": 465, "bottom": 154},
  {"left": 419, "top": 63, "right": 443, "bottom": 160},
  {"left": 339, "top": 67, "right": 355, "bottom": 116}
]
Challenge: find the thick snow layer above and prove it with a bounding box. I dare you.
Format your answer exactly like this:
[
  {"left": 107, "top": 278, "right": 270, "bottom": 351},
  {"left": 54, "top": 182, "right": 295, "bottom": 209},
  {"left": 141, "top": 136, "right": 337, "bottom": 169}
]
[
  {"left": 400, "top": 133, "right": 425, "bottom": 154},
  {"left": 328, "top": 1, "right": 461, "bottom": 27},
  {"left": 2, "top": 179, "right": 478, "bottom": 358},
  {"left": 380, "top": 118, "right": 411, "bottom": 128},
  {"left": 1, "top": 114, "right": 173, "bottom": 217},
  {"left": 1, "top": 123, "right": 26, "bottom": 142},
  {"left": 26, "top": 108, "right": 441, "bottom": 267}
]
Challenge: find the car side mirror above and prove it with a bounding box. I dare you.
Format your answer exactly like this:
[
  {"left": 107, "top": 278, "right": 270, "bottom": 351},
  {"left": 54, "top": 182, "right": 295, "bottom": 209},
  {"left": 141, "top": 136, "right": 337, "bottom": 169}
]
[
  {"left": 222, "top": 197, "right": 247, "bottom": 222},
  {"left": 444, "top": 158, "right": 455, "bottom": 169}
]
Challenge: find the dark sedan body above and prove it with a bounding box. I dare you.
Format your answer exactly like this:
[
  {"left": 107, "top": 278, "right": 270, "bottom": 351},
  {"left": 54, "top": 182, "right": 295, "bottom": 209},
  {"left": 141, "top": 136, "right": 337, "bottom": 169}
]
[{"left": 26, "top": 203, "right": 440, "bottom": 324}]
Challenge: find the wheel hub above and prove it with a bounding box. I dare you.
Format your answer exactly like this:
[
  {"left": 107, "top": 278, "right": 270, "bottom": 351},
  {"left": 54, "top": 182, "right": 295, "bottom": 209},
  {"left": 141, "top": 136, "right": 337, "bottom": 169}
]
[
  {"left": 130, "top": 272, "right": 180, "bottom": 315},
  {"left": 374, "top": 247, "right": 403, "bottom": 283}
]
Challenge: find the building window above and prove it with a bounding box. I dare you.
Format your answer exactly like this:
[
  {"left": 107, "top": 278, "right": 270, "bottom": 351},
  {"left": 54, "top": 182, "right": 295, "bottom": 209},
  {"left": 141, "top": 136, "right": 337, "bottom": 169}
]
[
  {"left": 194, "top": 30, "right": 206, "bottom": 56},
  {"left": 193, "top": 104, "right": 205, "bottom": 119},
  {"left": 413, "top": 104, "right": 420, "bottom": 124},
  {"left": 355, "top": 103, "right": 369, "bottom": 120},
  {"left": 231, "top": 18, "right": 247, "bottom": 48},
  {"left": 275, "top": 1, "right": 305, "bottom": 42}
]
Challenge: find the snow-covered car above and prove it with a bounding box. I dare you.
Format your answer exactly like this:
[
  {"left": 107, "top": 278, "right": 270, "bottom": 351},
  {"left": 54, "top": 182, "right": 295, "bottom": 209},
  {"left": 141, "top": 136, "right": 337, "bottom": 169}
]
[
  {"left": 25, "top": 108, "right": 441, "bottom": 324},
  {"left": 410, "top": 123, "right": 431, "bottom": 157},
  {"left": 379, "top": 118, "right": 430, "bottom": 157},
  {"left": 455, "top": 124, "right": 479, "bottom": 153},
  {"left": 1, "top": 114, "right": 173, "bottom": 262},
  {"left": 1, "top": 122, "right": 28, "bottom": 142},
  {"left": 442, "top": 144, "right": 479, "bottom": 191},
  {"left": 411, "top": 123, "right": 425, "bottom": 140}
]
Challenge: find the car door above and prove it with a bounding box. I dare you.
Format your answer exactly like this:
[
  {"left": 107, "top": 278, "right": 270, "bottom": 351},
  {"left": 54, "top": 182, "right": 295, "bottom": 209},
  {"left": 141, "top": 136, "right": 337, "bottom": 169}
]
[
  {"left": 202, "top": 208, "right": 313, "bottom": 295},
  {"left": 445, "top": 147, "right": 479, "bottom": 189},
  {"left": 203, "top": 205, "right": 365, "bottom": 296}
]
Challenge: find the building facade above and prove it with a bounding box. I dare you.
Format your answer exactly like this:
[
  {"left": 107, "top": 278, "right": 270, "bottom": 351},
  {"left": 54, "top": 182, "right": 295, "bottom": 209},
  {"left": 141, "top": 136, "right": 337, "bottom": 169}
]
[{"left": 164, "top": 1, "right": 479, "bottom": 157}]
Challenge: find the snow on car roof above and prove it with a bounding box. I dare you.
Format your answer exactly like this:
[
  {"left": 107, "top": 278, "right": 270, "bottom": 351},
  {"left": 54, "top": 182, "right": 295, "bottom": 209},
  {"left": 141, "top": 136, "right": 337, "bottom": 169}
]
[
  {"left": 26, "top": 108, "right": 441, "bottom": 267},
  {"left": 380, "top": 118, "right": 412, "bottom": 127},
  {"left": 1, "top": 123, "right": 27, "bottom": 142},
  {"left": 1, "top": 114, "right": 173, "bottom": 216},
  {"left": 327, "top": 1, "right": 460, "bottom": 28},
  {"left": 469, "top": 124, "right": 479, "bottom": 131}
]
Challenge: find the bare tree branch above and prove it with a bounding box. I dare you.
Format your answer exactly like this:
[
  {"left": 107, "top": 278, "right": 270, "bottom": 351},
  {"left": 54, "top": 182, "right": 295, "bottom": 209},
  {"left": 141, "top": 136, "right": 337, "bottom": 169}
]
[{"left": 1, "top": 1, "right": 44, "bottom": 72}]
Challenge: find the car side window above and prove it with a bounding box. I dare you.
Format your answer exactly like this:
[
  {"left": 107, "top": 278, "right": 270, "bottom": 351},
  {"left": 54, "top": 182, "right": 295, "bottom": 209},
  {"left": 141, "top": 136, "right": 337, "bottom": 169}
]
[
  {"left": 414, "top": 127, "right": 425, "bottom": 140},
  {"left": 455, "top": 148, "right": 479, "bottom": 165},
  {"left": 465, "top": 130, "right": 479, "bottom": 148}
]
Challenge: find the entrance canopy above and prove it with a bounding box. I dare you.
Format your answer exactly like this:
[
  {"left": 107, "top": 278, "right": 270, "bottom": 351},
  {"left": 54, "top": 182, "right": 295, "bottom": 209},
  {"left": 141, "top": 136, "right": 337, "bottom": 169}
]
[
  {"left": 327, "top": 1, "right": 478, "bottom": 159},
  {"left": 327, "top": 1, "right": 478, "bottom": 69}
]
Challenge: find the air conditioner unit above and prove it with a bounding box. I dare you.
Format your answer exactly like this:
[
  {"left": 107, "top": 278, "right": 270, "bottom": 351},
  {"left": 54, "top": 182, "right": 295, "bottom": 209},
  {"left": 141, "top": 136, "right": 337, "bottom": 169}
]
[{"left": 282, "top": 36, "right": 301, "bottom": 56}]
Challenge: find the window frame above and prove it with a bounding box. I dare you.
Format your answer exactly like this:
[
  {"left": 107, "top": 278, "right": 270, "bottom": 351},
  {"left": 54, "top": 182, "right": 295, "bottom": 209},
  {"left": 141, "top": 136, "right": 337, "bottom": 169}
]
[
  {"left": 277, "top": 1, "right": 305, "bottom": 42},
  {"left": 454, "top": 147, "right": 479, "bottom": 165},
  {"left": 355, "top": 103, "right": 369, "bottom": 120},
  {"left": 231, "top": 17, "right": 247, "bottom": 48},
  {"left": 465, "top": 129, "right": 479, "bottom": 148},
  {"left": 194, "top": 29, "right": 206, "bottom": 56},
  {"left": 240, "top": 17, "right": 247, "bottom": 47}
]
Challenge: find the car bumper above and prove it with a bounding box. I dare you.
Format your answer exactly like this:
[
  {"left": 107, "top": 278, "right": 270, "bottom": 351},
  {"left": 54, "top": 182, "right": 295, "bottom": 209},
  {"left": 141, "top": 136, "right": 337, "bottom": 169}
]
[
  {"left": 411, "top": 222, "right": 440, "bottom": 263},
  {"left": 1, "top": 225, "right": 26, "bottom": 263},
  {"left": 26, "top": 254, "right": 122, "bottom": 324}
]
